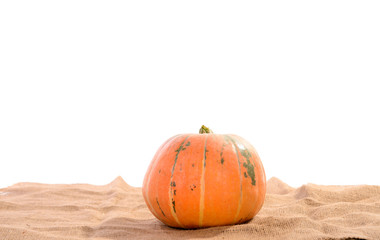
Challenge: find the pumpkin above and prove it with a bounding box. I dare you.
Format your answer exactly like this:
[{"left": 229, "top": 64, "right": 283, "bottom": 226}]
[{"left": 142, "top": 125, "right": 266, "bottom": 229}]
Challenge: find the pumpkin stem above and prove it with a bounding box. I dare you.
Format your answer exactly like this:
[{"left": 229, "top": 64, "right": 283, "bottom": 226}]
[{"left": 199, "top": 125, "right": 213, "bottom": 134}]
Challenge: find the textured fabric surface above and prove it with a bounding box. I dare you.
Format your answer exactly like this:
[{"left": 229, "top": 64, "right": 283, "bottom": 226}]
[{"left": 0, "top": 177, "right": 379, "bottom": 240}]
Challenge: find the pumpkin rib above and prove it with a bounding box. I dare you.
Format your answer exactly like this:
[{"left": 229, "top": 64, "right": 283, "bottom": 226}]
[
  {"left": 248, "top": 141, "right": 266, "bottom": 218},
  {"left": 144, "top": 135, "right": 181, "bottom": 223},
  {"left": 227, "top": 135, "right": 244, "bottom": 224},
  {"left": 236, "top": 135, "right": 266, "bottom": 220},
  {"left": 168, "top": 135, "right": 190, "bottom": 228},
  {"left": 233, "top": 135, "right": 259, "bottom": 222},
  {"left": 198, "top": 134, "right": 209, "bottom": 227}
]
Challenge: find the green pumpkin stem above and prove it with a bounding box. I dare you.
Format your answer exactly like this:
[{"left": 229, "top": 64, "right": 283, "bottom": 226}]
[{"left": 199, "top": 125, "right": 213, "bottom": 134}]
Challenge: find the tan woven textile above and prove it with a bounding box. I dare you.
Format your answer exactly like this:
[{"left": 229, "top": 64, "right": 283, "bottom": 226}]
[{"left": 1, "top": 177, "right": 379, "bottom": 240}]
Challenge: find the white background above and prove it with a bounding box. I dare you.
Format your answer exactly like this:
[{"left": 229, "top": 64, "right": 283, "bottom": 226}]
[{"left": 1, "top": 1, "right": 379, "bottom": 189}]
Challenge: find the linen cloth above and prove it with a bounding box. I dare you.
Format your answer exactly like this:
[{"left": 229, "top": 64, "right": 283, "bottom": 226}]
[{"left": 1, "top": 177, "right": 379, "bottom": 240}]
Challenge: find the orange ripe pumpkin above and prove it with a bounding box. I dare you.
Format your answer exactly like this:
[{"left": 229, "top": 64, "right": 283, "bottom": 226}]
[{"left": 142, "top": 126, "right": 266, "bottom": 229}]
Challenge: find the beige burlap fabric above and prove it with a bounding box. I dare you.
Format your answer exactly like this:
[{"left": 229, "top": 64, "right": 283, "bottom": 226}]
[{"left": 0, "top": 177, "right": 379, "bottom": 240}]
